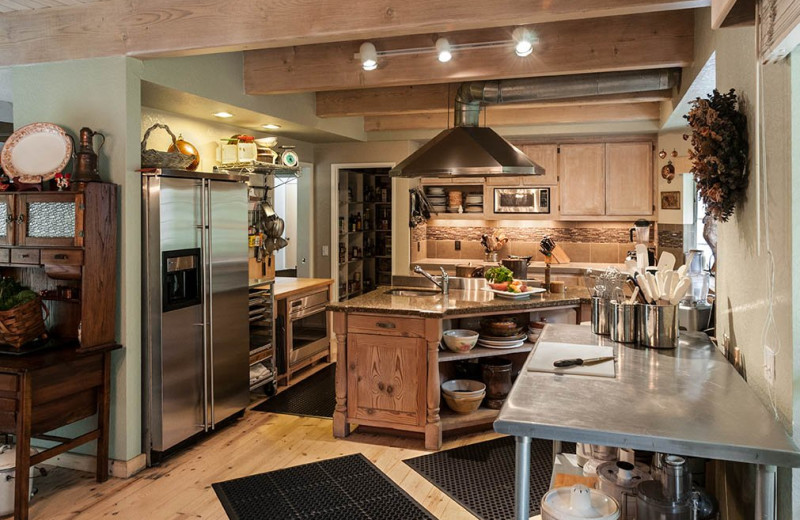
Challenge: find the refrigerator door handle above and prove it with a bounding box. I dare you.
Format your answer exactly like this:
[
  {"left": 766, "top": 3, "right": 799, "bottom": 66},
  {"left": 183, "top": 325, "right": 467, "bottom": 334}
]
[
  {"left": 200, "top": 179, "right": 210, "bottom": 433},
  {"left": 207, "top": 180, "right": 215, "bottom": 429}
]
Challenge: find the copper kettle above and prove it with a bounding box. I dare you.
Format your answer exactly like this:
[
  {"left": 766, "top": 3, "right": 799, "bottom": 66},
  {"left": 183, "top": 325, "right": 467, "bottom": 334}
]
[{"left": 73, "top": 127, "right": 105, "bottom": 183}]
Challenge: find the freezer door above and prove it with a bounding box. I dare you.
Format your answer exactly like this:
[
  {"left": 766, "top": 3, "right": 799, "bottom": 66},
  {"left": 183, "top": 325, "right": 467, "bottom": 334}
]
[{"left": 207, "top": 180, "right": 249, "bottom": 426}]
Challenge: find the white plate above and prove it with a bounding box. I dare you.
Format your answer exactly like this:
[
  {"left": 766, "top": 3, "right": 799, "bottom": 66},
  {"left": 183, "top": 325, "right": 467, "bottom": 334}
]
[
  {"left": 478, "top": 337, "right": 524, "bottom": 346},
  {"left": 1, "top": 122, "right": 72, "bottom": 183},
  {"left": 483, "top": 287, "right": 546, "bottom": 299},
  {"left": 479, "top": 332, "right": 527, "bottom": 342},
  {"left": 477, "top": 340, "right": 525, "bottom": 349}
]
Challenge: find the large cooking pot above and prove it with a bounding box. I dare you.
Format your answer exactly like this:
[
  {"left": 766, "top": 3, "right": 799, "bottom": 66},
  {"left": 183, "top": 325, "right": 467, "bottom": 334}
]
[
  {"left": 455, "top": 264, "right": 484, "bottom": 278},
  {"left": 502, "top": 255, "right": 533, "bottom": 280}
]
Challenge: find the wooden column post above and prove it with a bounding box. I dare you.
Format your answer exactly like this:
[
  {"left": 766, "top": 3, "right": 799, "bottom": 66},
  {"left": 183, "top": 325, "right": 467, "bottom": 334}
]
[
  {"left": 332, "top": 312, "right": 349, "bottom": 438},
  {"left": 96, "top": 351, "right": 111, "bottom": 482},
  {"left": 424, "top": 318, "right": 443, "bottom": 450},
  {"left": 14, "top": 373, "right": 31, "bottom": 520}
]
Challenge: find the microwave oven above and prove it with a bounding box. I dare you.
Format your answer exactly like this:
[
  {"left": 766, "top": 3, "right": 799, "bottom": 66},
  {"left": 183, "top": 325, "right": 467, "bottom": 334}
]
[{"left": 493, "top": 187, "right": 550, "bottom": 214}]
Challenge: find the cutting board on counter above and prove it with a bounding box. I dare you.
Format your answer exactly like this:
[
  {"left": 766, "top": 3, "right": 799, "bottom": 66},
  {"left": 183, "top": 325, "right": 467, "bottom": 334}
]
[{"left": 527, "top": 342, "right": 616, "bottom": 378}]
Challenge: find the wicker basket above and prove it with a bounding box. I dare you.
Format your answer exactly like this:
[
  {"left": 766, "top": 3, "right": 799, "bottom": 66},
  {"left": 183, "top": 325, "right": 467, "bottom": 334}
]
[
  {"left": 141, "top": 123, "right": 196, "bottom": 169},
  {"left": 0, "top": 296, "right": 47, "bottom": 349}
]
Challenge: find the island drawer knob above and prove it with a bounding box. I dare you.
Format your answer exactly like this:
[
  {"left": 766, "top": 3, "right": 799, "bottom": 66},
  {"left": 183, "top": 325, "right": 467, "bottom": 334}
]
[
  {"left": 386, "top": 385, "right": 394, "bottom": 394},
  {"left": 377, "top": 382, "right": 385, "bottom": 391}
]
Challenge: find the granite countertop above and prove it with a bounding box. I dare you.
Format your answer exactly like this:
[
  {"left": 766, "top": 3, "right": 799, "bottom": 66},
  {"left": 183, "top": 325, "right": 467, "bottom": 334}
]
[
  {"left": 411, "top": 258, "right": 624, "bottom": 275},
  {"left": 327, "top": 285, "right": 591, "bottom": 318}
]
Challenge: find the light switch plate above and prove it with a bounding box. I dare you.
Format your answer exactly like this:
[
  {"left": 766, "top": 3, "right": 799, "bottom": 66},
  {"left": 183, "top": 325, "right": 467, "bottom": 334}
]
[{"left": 764, "top": 346, "right": 776, "bottom": 384}]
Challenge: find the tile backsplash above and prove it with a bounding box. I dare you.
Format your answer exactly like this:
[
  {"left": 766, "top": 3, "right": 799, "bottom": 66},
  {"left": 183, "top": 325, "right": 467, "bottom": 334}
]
[{"left": 417, "top": 222, "right": 657, "bottom": 264}]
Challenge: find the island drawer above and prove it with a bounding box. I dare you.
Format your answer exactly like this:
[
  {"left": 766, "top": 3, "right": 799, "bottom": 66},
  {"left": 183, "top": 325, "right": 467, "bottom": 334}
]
[
  {"left": 11, "top": 249, "right": 39, "bottom": 265},
  {"left": 41, "top": 249, "right": 83, "bottom": 266},
  {"left": 348, "top": 314, "right": 426, "bottom": 338}
]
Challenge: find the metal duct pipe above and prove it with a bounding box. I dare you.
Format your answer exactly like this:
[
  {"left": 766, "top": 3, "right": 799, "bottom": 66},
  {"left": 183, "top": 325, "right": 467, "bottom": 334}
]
[{"left": 454, "top": 69, "right": 680, "bottom": 127}]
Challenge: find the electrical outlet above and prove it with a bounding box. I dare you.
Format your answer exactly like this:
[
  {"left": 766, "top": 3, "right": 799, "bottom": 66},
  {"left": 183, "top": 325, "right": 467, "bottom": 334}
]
[
  {"left": 322, "top": 245, "right": 329, "bottom": 257},
  {"left": 764, "top": 347, "right": 776, "bottom": 384},
  {"left": 455, "top": 240, "right": 461, "bottom": 251},
  {"left": 417, "top": 242, "right": 421, "bottom": 252}
]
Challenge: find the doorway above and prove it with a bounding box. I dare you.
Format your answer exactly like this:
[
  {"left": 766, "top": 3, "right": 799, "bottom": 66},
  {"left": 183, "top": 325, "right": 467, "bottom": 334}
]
[{"left": 273, "top": 162, "right": 313, "bottom": 278}]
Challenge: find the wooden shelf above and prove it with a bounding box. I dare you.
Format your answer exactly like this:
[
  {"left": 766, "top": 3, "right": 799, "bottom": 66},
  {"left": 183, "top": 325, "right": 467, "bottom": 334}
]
[
  {"left": 438, "top": 342, "right": 534, "bottom": 362},
  {"left": 441, "top": 406, "right": 499, "bottom": 432}
]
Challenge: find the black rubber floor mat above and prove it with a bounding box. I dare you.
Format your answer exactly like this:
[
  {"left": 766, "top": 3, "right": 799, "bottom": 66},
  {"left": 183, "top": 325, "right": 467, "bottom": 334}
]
[
  {"left": 252, "top": 364, "right": 335, "bottom": 418},
  {"left": 213, "top": 453, "right": 435, "bottom": 520},
  {"left": 404, "top": 436, "right": 575, "bottom": 520}
]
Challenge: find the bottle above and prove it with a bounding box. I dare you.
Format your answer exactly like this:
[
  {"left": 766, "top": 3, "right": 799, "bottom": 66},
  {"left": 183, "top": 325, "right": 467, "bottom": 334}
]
[{"left": 356, "top": 212, "right": 362, "bottom": 231}]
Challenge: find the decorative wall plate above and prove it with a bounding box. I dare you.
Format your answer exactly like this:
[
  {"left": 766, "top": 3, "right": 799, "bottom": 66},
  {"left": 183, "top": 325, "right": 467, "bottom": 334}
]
[{"left": 1, "top": 122, "right": 72, "bottom": 183}]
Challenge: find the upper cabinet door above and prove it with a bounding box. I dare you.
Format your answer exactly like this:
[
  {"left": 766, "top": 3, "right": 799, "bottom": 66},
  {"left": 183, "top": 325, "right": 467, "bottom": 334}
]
[
  {"left": 520, "top": 144, "right": 558, "bottom": 186},
  {"left": 0, "top": 195, "right": 14, "bottom": 246},
  {"left": 605, "top": 142, "right": 654, "bottom": 216},
  {"left": 559, "top": 144, "right": 605, "bottom": 216},
  {"left": 16, "top": 193, "right": 83, "bottom": 247}
]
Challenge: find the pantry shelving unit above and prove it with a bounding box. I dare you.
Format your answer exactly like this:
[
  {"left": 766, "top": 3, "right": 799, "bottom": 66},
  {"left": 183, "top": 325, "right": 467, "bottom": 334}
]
[{"left": 337, "top": 168, "right": 392, "bottom": 302}]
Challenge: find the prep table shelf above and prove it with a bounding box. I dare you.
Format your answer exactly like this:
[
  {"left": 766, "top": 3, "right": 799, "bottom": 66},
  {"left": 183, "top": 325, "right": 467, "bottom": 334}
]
[{"left": 438, "top": 342, "right": 534, "bottom": 362}]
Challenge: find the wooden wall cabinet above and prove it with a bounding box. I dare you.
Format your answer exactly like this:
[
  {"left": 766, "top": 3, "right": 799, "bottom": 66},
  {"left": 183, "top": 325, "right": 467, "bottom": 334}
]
[
  {"left": 520, "top": 144, "right": 559, "bottom": 186},
  {"left": 559, "top": 143, "right": 606, "bottom": 216},
  {"left": 605, "top": 142, "right": 653, "bottom": 216}
]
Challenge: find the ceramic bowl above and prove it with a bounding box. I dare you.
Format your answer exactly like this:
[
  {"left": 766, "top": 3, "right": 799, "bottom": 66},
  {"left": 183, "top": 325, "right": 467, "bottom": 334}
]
[
  {"left": 442, "top": 329, "right": 479, "bottom": 353},
  {"left": 443, "top": 391, "right": 485, "bottom": 414},
  {"left": 441, "top": 379, "right": 486, "bottom": 398}
]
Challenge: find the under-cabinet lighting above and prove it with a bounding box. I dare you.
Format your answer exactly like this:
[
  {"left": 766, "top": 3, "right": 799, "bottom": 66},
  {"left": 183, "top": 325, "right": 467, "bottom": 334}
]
[
  {"left": 262, "top": 124, "right": 281, "bottom": 130},
  {"left": 213, "top": 111, "right": 234, "bottom": 118}
]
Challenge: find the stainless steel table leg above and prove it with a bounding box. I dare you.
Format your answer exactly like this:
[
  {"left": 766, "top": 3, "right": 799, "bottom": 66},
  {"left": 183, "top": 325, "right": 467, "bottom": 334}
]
[
  {"left": 515, "top": 436, "right": 531, "bottom": 520},
  {"left": 553, "top": 440, "right": 562, "bottom": 461},
  {"left": 755, "top": 464, "right": 777, "bottom": 520}
]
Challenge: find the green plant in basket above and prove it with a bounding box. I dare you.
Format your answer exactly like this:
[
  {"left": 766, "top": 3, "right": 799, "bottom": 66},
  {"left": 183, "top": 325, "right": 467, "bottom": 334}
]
[{"left": 0, "top": 277, "right": 37, "bottom": 311}]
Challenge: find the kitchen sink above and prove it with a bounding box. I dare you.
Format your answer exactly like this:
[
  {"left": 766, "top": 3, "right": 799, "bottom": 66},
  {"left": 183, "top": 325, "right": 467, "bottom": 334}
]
[{"left": 385, "top": 288, "right": 443, "bottom": 297}]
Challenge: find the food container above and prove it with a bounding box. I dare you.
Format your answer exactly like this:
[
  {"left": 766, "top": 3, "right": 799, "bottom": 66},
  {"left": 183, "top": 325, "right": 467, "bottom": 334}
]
[
  {"left": 441, "top": 379, "right": 486, "bottom": 399},
  {"left": 480, "top": 358, "right": 512, "bottom": 409},
  {"left": 635, "top": 480, "right": 691, "bottom": 520},
  {"left": 480, "top": 316, "right": 524, "bottom": 337},
  {"left": 609, "top": 302, "right": 637, "bottom": 343},
  {"left": 637, "top": 304, "right": 679, "bottom": 349},
  {"left": 597, "top": 461, "right": 651, "bottom": 520},
  {"left": 541, "top": 484, "right": 620, "bottom": 520},
  {"left": 591, "top": 297, "right": 610, "bottom": 336},
  {"left": 441, "top": 329, "right": 479, "bottom": 353}
]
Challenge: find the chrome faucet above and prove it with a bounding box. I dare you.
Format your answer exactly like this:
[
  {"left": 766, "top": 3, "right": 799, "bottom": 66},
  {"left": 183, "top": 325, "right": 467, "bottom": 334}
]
[{"left": 413, "top": 265, "right": 449, "bottom": 295}]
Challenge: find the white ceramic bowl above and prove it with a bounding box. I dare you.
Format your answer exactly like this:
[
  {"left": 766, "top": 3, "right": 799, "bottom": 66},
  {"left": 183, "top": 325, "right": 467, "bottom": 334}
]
[
  {"left": 442, "top": 329, "right": 479, "bottom": 353},
  {"left": 441, "top": 379, "right": 486, "bottom": 398}
]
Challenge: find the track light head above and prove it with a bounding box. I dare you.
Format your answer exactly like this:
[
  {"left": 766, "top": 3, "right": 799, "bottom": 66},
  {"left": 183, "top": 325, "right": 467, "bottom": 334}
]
[
  {"left": 360, "top": 42, "right": 378, "bottom": 71},
  {"left": 435, "top": 38, "right": 452, "bottom": 63},
  {"left": 513, "top": 28, "right": 534, "bottom": 57}
]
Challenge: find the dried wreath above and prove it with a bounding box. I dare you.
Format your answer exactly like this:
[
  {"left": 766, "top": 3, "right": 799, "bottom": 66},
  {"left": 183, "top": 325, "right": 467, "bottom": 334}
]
[{"left": 683, "top": 88, "right": 749, "bottom": 222}]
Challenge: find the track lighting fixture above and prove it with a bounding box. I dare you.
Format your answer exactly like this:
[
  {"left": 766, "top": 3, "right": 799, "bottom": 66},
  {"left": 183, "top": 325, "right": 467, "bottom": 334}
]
[
  {"left": 435, "top": 38, "right": 452, "bottom": 63},
  {"left": 359, "top": 42, "right": 378, "bottom": 71},
  {"left": 513, "top": 28, "right": 534, "bottom": 57}
]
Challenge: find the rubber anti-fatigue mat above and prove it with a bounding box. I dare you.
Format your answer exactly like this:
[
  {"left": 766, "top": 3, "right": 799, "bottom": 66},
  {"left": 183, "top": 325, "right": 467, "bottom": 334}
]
[
  {"left": 404, "top": 436, "right": 575, "bottom": 520},
  {"left": 252, "top": 364, "right": 335, "bottom": 418},
  {"left": 213, "top": 453, "right": 435, "bottom": 520}
]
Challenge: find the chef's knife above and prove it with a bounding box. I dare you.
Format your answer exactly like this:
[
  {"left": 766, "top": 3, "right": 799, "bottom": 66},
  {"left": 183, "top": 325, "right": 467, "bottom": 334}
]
[{"left": 553, "top": 356, "right": 615, "bottom": 368}]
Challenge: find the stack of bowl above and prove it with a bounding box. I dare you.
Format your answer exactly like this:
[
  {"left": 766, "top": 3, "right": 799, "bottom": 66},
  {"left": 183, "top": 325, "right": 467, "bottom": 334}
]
[
  {"left": 447, "top": 190, "right": 463, "bottom": 212},
  {"left": 426, "top": 187, "right": 446, "bottom": 213},
  {"left": 442, "top": 329, "right": 479, "bottom": 353},
  {"left": 441, "top": 379, "right": 486, "bottom": 414}
]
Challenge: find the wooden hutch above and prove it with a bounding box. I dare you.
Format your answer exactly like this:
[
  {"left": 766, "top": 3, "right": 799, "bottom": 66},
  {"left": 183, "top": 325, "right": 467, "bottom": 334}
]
[{"left": 0, "top": 182, "right": 119, "bottom": 520}]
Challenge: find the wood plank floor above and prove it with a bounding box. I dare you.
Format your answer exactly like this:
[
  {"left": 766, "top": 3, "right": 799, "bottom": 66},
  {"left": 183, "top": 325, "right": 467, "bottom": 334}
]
[{"left": 21, "top": 407, "right": 501, "bottom": 519}]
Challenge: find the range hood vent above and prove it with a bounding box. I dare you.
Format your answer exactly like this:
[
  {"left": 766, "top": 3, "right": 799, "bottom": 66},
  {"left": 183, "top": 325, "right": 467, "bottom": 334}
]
[{"left": 390, "top": 69, "right": 679, "bottom": 179}]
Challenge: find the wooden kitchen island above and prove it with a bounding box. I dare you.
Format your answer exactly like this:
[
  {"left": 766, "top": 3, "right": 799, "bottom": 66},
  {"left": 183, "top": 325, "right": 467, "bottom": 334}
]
[{"left": 327, "top": 285, "right": 590, "bottom": 450}]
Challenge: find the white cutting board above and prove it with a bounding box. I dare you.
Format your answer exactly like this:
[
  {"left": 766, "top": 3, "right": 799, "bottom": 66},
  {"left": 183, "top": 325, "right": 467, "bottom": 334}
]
[{"left": 527, "top": 342, "right": 616, "bottom": 378}]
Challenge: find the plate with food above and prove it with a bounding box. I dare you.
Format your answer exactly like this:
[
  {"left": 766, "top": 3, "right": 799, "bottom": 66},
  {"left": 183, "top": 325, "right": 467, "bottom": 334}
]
[{"left": 484, "top": 284, "right": 546, "bottom": 299}]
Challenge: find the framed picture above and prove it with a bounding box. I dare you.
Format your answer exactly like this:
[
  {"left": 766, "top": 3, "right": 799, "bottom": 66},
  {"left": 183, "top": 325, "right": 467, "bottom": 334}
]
[{"left": 661, "top": 191, "right": 681, "bottom": 210}]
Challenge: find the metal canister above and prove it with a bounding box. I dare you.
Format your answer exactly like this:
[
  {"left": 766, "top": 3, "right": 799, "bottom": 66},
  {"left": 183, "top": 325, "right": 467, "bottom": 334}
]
[
  {"left": 591, "top": 297, "right": 610, "bottom": 335},
  {"left": 609, "top": 301, "right": 637, "bottom": 343},
  {"left": 637, "top": 304, "right": 679, "bottom": 349}
]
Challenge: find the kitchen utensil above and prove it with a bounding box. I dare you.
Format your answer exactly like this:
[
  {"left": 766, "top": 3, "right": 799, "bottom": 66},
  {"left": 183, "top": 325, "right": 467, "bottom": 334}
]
[
  {"left": 591, "top": 297, "right": 610, "bottom": 335},
  {"left": 477, "top": 339, "right": 525, "bottom": 349},
  {"left": 443, "top": 390, "right": 485, "bottom": 414},
  {"left": 670, "top": 277, "right": 692, "bottom": 305},
  {"left": 73, "top": 127, "right": 106, "bottom": 182},
  {"left": 610, "top": 301, "right": 637, "bottom": 343},
  {"left": 646, "top": 272, "right": 659, "bottom": 301},
  {"left": 635, "top": 480, "right": 691, "bottom": 520},
  {"left": 479, "top": 332, "right": 527, "bottom": 342},
  {"left": 630, "top": 219, "right": 651, "bottom": 245},
  {"left": 627, "top": 287, "right": 640, "bottom": 305},
  {"left": 638, "top": 304, "right": 679, "bottom": 349},
  {"left": 1, "top": 122, "right": 73, "bottom": 183},
  {"left": 662, "top": 456, "right": 691, "bottom": 502},
  {"left": 502, "top": 255, "right": 533, "bottom": 280},
  {"left": 634, "top": 273, "right": 653, "bottom": 304},
  {"left": 553, "top": 356, "right": 615, "bottom": 368},
  {"left": 540, "top": 484, "right": 621, "bottom": 520},
  {"left": 635, "top": 244, "right": 649, "bottom": 270},
  {"left": 549, "top": 280, "right": 566, "bottom": 293},
  {"left": 481, "top": 357, "right": 512, "bottom": 409},
  {"left": 455, "top": 264, "right": 483, "bottom": 278},
  {"left": 441, "top": 329, "right": 479, "bottom": 353},
  {"left": 624, "top": 259, "right": 639, "bottom": 275},
  {"left": 657, "top": 251, "right": 676, "bottom": 271},
  {"left": 597, "top": 460, "right": 651, "bottom": 520},
  {"left": 686, "top": 249, "right": 704, "bottom": 274}
]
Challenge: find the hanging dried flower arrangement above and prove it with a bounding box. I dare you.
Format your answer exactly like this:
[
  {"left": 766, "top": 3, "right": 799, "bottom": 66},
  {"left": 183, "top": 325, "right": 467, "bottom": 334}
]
[{"left": 683, "top": 88, "right": 749, "bottom": 222}]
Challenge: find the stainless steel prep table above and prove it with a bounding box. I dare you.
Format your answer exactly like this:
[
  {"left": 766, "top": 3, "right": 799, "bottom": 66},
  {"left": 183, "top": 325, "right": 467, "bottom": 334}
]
[{"left": 494, "top": 323, "right": 800, "bottom": 520}]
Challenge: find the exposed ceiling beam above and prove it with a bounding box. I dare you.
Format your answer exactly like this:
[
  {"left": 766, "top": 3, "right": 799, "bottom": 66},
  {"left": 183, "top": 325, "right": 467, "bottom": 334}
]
[
  {"left": 363, "top": 102, "right": 661, "bottom": 131},
  {"left": 244, "top": 10, "right": 694, "bottom": 95},
  {"left": 0, "top": 0, "right": 708, "bottom": 66},
  {"left": 316, "top": 85, "right": 675, "bottom": 117}
]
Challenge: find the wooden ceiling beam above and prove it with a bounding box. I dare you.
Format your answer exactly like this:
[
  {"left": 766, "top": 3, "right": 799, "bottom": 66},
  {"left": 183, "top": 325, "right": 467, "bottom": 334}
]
[
  {"left": 0, "top": 0, "right": 707, "bottom": 66},
  {"left": 363, "top": 102, "right": 662, "bottom": 131},
  {"left": 316, "top": 86, "right": 675, "bottom": 117},
  {"left": 244, "top": 10, "right": 694, "bottom": 95}
]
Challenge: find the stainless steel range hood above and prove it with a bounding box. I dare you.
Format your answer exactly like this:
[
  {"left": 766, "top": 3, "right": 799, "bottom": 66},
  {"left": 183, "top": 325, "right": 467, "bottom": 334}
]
[{"left": 390, "top": 69, "right": 679, "bottom": 179}]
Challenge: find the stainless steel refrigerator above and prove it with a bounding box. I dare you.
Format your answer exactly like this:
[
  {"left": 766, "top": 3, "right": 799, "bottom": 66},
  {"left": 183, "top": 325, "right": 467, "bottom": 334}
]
[{"left": 142, "top": 170, "right": 249, "bottom": 462}]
